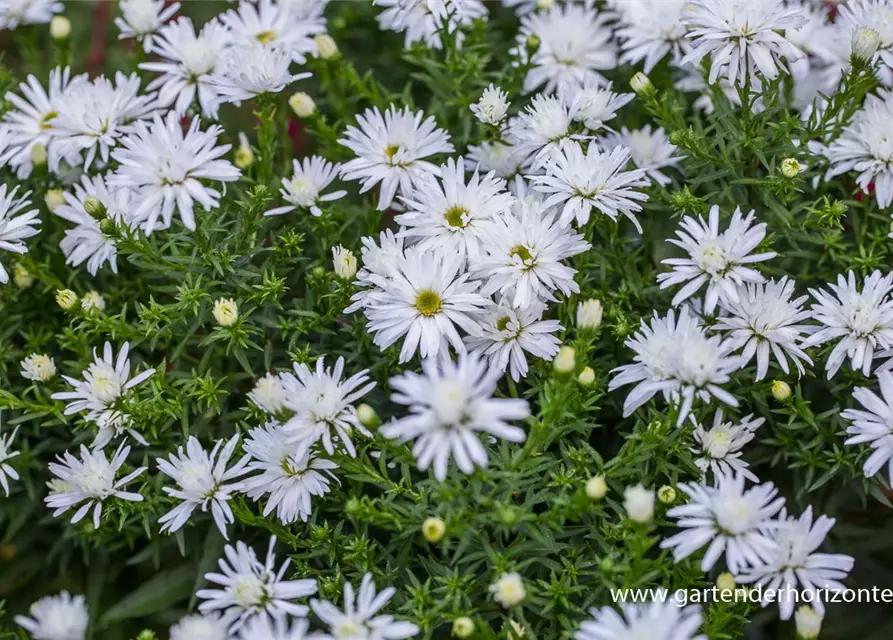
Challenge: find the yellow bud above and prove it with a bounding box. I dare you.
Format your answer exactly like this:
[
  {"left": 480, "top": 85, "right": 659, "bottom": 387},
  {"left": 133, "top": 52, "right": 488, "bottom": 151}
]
[
  {"left": 452, "top": 617, "right": 475, "bottom": 638},
  {"left": 553, "top": 345, "right": 576, "bottom": 374},
  {"left": 716, "top": 572, "right": 736, "bottom": 593},
  {"left": 771, "top": 380, "right": 792, "bottom": 401},
  {"left": 44, "top": 189, "right": 65, "bottom": 212},
  {"left": 30, "top": 143, "right": 47, "bottom": 166},
  {"left": 657, "top": 485, "right": 676, "bottom": 504},
  {"left": 55, "top": 289, "right": 79, "bottom": 311},
  {"left": 213, "top": 298, "right": 239, "bottom": 327},
  {"left": 289, "top": 92, "right": 316, "bottom": 118},
  {"left": 422, "top": 517, "right": 446, "bottom": 542},
  {"left": 50, "top": 15, "right": 71, "bottom": 40},
  {"left": 13, "top": 263, "right": 33, "bottom": 290},
  {"left": 585, "top": 475, "right": 607, "bottom": 500},
  {"left": 578, "top": 366, "right": 595, "bottom": 387},
  {"left": 357, "top": 403, "right": 380, "bottom": 428},
  {"left": 314, "top": 34, "right": 339, "bottom": 59},
  {"left": 781, "top": 158, "right": 801, "bottom": 178}
]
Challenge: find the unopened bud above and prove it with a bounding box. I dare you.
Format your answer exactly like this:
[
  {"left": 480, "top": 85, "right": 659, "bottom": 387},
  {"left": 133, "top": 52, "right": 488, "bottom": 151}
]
[
  {"left": 357, "top": 403, "right": 380, "bottom": 428},
  {"left": 781, "top": 158, "right": 801, "bottom": 178},
  {"left": 55, "top": 289, "right": 79, "bottom": 311},
  {"left": 771, "top": 380, "right": 792, "bottom": 401},
  {"left": 81, "top": 291, "right": 106, "bottom": 312},
  {"left": 716, "top": 572, "right": 736, "bottom": 593},
  {"left": 83, "top": 195, "right": 103, "bottom": 218},
  {"left": 630, "top": 72, "right": 654, "bottom": 97},
  {"left": 553, "top": 345, "right": 575, "bottom": 374},
  {"left": 212, "top": 298, "right": 239, "bottom": 327},
  {"left": 452, "top": 617, "right": 475, "bottom": 638},
  {"left": 234, "top": 132, "right": 254, "bottom": 169},
  {"left": 50, "top": 15, "right": 71, "bottom": 40},
  {"left": 44, "top": 189, "right": 64, "bottom": 212},
  {"left": 525, "top": 34, "right": 540, "bottom": 52},
  {"left": 795, "top": 605, "right": 823, "bottom": 639},
  {"left": 289, "top": 92, "right": 316, "bottom": 118},
  {"left": 585, "top": 475, "right": 607, "bottom": 500},
  {"left": 853, "top": 26, "right": 881, "bottom": 61},
  {"left": 13, "top": 263, "right": 32, "bottom": 290},
  {"left": 578, "top": 366, "right": 595, "bottom": 387},
  {"left": 422, "top": 517, "right": 446, "bottom": 542},
  {"left": 623, "top": 484, "right": 654, "bottom": 523},
  {"left": 30, "top": 143, "right": 47, "bottom": 166},
  {"left": 657, "top": 485, "right": 676, "bottom": 504},
  {"left": 314, "top": 34, "right": 339, "bottom": 59},
  {"left": 576, "top": 298, "right": 603, "bottom": 330},
  {"left": 332, "top": 245, "right": 358, "bottom": 280}
]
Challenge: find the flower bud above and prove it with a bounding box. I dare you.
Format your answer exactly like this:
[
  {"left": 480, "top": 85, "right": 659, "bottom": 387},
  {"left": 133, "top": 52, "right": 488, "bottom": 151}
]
[
  {"left": 795, "top": 605, "right": 823, "bottom": 639},
  {"left": 553, "top": 345, "right": 576, "bottom": 374},
  {"left": 13, "top": 263, "right": 33, "bottom": 290},
  {"left": 234, "top": 132, "right": 254, "bottom": 169},
  {"left": 55, "top": 289, "right": 79, "bottom": 311},
  {"left": 422, "top": 517, "right": 446, "bottom": 542},
  {"left": 716, "top": 572, "right": 736, "bottom": 593},
  {"left": 576, "top": 298, "right": 603, "bottom": 330},
  {"left": 81, "top": 290, "right": 106, "bottom": 312},
  {"left": 212, "top": 298, "right": 239, "bottom": 327},
  {"left": 289, "top": 92, "right": 316, "bottom": 118},
  {"left": 452, "top": 617, "right": 475, "bottom": 638},
  {"left": 781, "top": 158, "right": 801, "bottom": 178},
  {"left": 332, "top": 245, "right": 358, "bottom": 280},
  {"left": 578, "top": 366, "right": 595, "bottom": 387},
  {"left": 314, "top": 34, "right": 339, "bottom": 59},
  {"left": 50, "top": 15, "right": 71, "bottom": 40},
  {"left": 852, "top": 26, "right": 881, "bottom": 61},
  {"left": 623, "top": 484, "right": 654, "bottom": 523},
  {"left": 585, "top": 475, "right": 607, "bottom": 500},
  {"left": 630, "top": 72, "right": 654, "bottom": 97},
  {"left": 20, "top": 354, "right": 57, "bottom": 382},
  {"left": 525, "top": 34, "right": 540, "bottom": 52},
  {"left": 489, "top": 572, "right": 526, "bottom": 608},
  {"left": 30, "top": 143, "right": 47, "bottom": 167},
  {"left": 83, "top": 195, "right": 104, "bottom": 218},
  {"left": 771, "top": 379, "right": 792, "bottom": 401},
  {"left": 44, "top": 189, "right": 65, "bottom": 212},
  {"left": 657, "top": 485, "right": 676, "bottom": 504},
  {"left": 357, "top": 403, "right": 380, "bottom": 428}
]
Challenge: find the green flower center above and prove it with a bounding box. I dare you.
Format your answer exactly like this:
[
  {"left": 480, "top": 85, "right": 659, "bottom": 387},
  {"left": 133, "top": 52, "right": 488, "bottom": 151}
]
[
  {"left": 496, "top": 316, "right": 511, "bottom": 332},
  {"left": 255, "top": 30, "right": 277, "bottom": 44},
  {"left": 444, "top": 206, "right": 469, "bottom": 229}
]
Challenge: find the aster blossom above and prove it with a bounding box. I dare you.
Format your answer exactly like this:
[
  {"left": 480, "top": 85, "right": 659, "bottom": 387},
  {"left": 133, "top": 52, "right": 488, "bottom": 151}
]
[
  {"left": 374, "top": 0, "right": 487, "bottom": 50},
  {"left": 657, "top": 205, "right": 777, "bottom": 315},
  {"left": 614, "top": 0, "right": 691, "bottom": 73},
  {"left": 0, "top": 184, "right": 40, "bottom": 284},
  {"left": 155, "top": 434, "right": 251, "bottom": 539},
  {"left": 219, "top": 0, "right": 324, "bottom": 63},
  {"left": 562, "top": 82, "right": 634, "bottom": 133},
  {"left": 110, "top": 111, "right": 240, "bottom": 233},
  {"left": 115, "top": 0, "right": 180, "bottom": 53},
  {"left": 507, "top": 94, "right": 584, "bottom": 166},
  {"left": 14, "top": 591, "right": 89, "bottom": 640},
  {"left": 169, "top": 613, "right": 229, "bottom": 640},
  {"left": 381, "top": 353, "right": 530, "bottom": 480},
  {"left": 660, "top": 472, "right": 785, "bottom": 573},
  {"left": 211, "top": 42, "right": 310, "bottom": 106},
  {"left": 691, "top": 410, "right": 763, "bottom": 482},
  {"left": 310, "top": 573, "right": 419, "bottom": 640},
  {"left": 837, "top": 0, "right": 893, "bottom": 73},
  {"left": 266, "top": 156, "right": 347, "bottom": 217},
  {"left": 45, "top": 444, "right": 146, "bottom": 529},
  {"left": 239, "top": 616, "right": 310, "bottom": 640},
  {"left": 599, "top": 125, "right": 682, "bottom": 187},
  {"left": 841, "top": 371, "right": 893, "bottom": 481},
  {"left": 470, "top": 83, "right": 509, "bottom": 125},
  {"left": 575, "top": 592, "right": 706, "bottom": 640},
  {"left": 0, "top": 414, "right": 20, "bottom": 496},
  {"left": 0, "top": 0, "right": 62, "bottom": 30}
]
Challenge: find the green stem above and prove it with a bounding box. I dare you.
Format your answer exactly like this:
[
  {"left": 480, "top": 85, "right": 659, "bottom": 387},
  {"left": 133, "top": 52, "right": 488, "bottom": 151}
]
[{"left": 255, "top": 97, "right": 278, "bottom": 188}]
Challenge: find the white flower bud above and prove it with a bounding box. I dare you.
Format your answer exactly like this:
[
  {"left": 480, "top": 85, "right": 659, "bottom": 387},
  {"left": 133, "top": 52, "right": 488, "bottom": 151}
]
[
  {"left": 795, "top": 605, "right": 823, "bottom": 639},
  {"left": 772, "top": 380, "right": 792, "bottom": 401},
  {"left": 630, "top": 72, "right": 654, "bottom": 96},
  {"left": 781, "top": 158, "right": 801, "bottom": 178},
  {"left": 623, "top": 484, "right": 655, "bottom": 523},
  {"left": 44, "top": 189, "right": 64, "bottom": 212},
  {"left": 470, "top": 84, "right": 509, "bottom": 125},
  {"left": 212, "top": 298, "right": 239, "bottom": 327},
  {"left": 357, "top": 403, "right": 380, "bottom": 428},
  {"left": 489, "top": 572, "right": 526, "bottom": 608},
  {"left": 576, "top": 298, "right": 603, "bottom": 330},
  {"left": 314, "top": 34, "right": 339, "bottom": 59},
  {"left": 422, "top": 517, "right": 446, "bottom": 542},
  {"left": 81, "top": 291, "right": 106, "bottom": 312},
  {"left": 585, "top": 475, "right": 607, "bottom": 500},
  {"left": 578, "top": 366, "right": 595, "bottom": 387},
  {"left": 553, "top": 345, "right": 576, "bottom": 374},
  {"left": 50, "top": 15, "right": 71, "bottom": 40},
  {"left": 30, "top": 143, "right": 47, "bottom": 167},
  {"left": 452, "top": 617, "right": 475, "bottom": 638},
  {"left": 289, "top": 92, "right": 316, "bottom": 118},
  {"left": 852, "top": 27, "right": 881, "bottom": 61},
  {"left": 716, "top": 572, "right": 736, "bottom": 593},
  {"left": 21, "top": 354, "right": 57, "bottom": 382},
  {"left": 13, "top": 263, "right": 33, "bottom": 290},
  {"left": 332, "top": 245, "right": 358, "bottom": 280}
]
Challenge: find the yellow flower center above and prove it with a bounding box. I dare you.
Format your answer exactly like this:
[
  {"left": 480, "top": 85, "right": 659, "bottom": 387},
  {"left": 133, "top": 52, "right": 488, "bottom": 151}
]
[
  {"left": 255, "top": 29, "right": 278, "bottom": 44},
  {"left": 415, "top": 290, "right": 443, "bottom": 316},
  {"left": 444, "top": 206, "right": 468, "bottom": 229}
]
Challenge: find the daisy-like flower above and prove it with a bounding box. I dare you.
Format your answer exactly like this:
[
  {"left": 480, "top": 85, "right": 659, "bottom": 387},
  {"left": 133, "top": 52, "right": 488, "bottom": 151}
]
[
  {"left": 657, "top": 205, "right": 777, "bottom": 315},
  {"left": 599, "top": 125, "right": 682, "bottom": 187},
  {"left": 470, "top": 83, "right": 509, "bottom": 125},
  {"left": 14, "top": 591, "right": 89, "bottom": 640},
  {"left": 802, "top": 270, "right": 893, "bottom": 377},
  {"left": 21, "top": 353, "right": 56, "bottom": 382},
  {"left": 614, "top": 0, "right": 691, "bottom": 73},
  {"left": 681, "top": 0, "right": 806, "bottom": 88},
  {"left": 0, "top": 184, "right": 40, "bottom": 284},
  {"left": 352, "top": 246, "right": 489, "bottom": 362},
  {"left": 822, "top": 92, "right": 893, "bottom": 210},
  {"left": 49, "top": 72, "right": 157, "bottom": 171},
  {"left": 661, "top": 472, "right": 785, "bottom": 573},
  {"left": 220, "top": 0, "right": 324, "bottom": 63},
  {"left": 395, "top": 157, "right": 514, "bottom": 261},
  {"left": 310, "top": 573, "right": 419, "bottom": 640},
  {"left": 374, "top": 0, "right": 487, "bottom": 50},
  {"left": 141, "top": 17, "right": 232, "bottom": 118},
  {"left": 465, "top": 139, "right": 523, "bottom": 179},
  {"left": 196, "top": 536, "right": 317, "bottom": 631},
  {"left": 737, "top": 507, "right": 854, "bottom": 620},
  {"left": 472, "top": 197, "right": 590, "bottom": 309},
  {"left": 561, "top": 81, "right": 634, "bottom": 133},
  {"left": 115, "top": 0, "right": 180, "bottom": 53},
  {"left": 54, "top": 174, "right": 139, "bottom": 275},
  {"left": 465, "top": 298, "right": 562, "bottom": 382},
  {"left": 279, "top": 356, "right": 375, "bottom": 457},
  {"left": 507, "top": 94, "right": 584, "bottom": 166},
  {"left": 45, "top": 444, "right": 146, "bottom": 529},
  {"left": 339, "top": 105, "right": 454, "bottom": 211},
  {"left": 345, "top": 230, "right": 408, "bottom": 313},
  {"left": 530, "top": 141, "right": 650, "bottom": 231},
  {"left": 156, "top": 435, "right": 251, "bottom": 539},
  {"left": 242, "top": 422, "right": 338, "bottom": 524},
  {"left": 239, "top": 616, "right": 310, "bottom": 640},
  {"left": 266, "top": 156, "right": 347, "bottom": 218},
  {"left": 575, "top": 592, "right": 706, "bottom": 640},
  {"left": 691, "top": 410, "right": 763, "bottom": 481},
  {"left": 514, "top": 3, "right": 617, "bottom": 94},
  {"left": 170, "top": 613, "right": 229, "bottom": 640},
  {"left": 841, "top": 371, "right": 893, "bottom": 481},
  {"left": 249, "top": 372, "right": 288, "bottom": 415},
  {"left": 609, "top": 306, "right": 744, "bottom": 426},
  {"left": 381, "top": 353, "right": 530, "bottom": 480},
  {"left": 51, "top": 342, "right": 155, "bottom": 449},
  {"left": 110, "top": 111, "right": 240, "bottom": 233},
  {"left": 0, "top": 414, "right": 20, "bottom": 496},
  {"left": 211, "top": 42, "right": 310, "bottom": 106}
]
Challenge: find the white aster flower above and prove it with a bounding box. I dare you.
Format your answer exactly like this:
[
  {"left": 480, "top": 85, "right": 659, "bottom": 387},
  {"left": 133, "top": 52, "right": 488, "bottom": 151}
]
[
  {"left": 0, "top": 0, "right": 62, "bottom": 30},
  {"left": 381, "top": 353, "right": 529, "bottom": 480},
  {"left": 220, "top": 0, "right": 325, "bottom": 63},
  {"left": 715, "top": 277, "right": 814, "bottom": 381},
  {"left": 624, "top": 484, "right": 655, "bottom": 523},
  {"left": 531, "top": 141, "right": 650, "bottom": 231},
  {"left": 14, "top": 591, "right": 88, "bottom": 640},
  {"left": 115, "top": 0, "right": 179, "bottom": 52},
  {"left": 842, "top": 371, "right": 893, "bottom": 481},
  {"left": 332, "top": 245, "right": 357, "bottom": 280},
  {"left": 561, "top": 81, "right": 634, "bottom": 133},
  {"left": 657, "top": 205, "right": 777, "bottom": 314},
  {"left": 737, "top": 507, "right": 853, "bottom": 620},
  {"left": 339, "top": 105, "right": 454, "bottom": 210},
  {"left": 49, "top": 72, "right": 157, "bottom": 171},
  {"left": 266, "top": 156, "right": 347, "bottom": 217},
  {"left": 681, "top": 0, "right": 806, "bottom": 88},
  {"left": 51, "top": 341, "right": 155, "bottom": 449},
  {"left": 489, "top": 572, "right": 526, "bottom": 608},
  {"left": 514, "top": 4, "right": 617, "bottom": 94},
  {"left": 0, "top": 184, "right": 40, "bottom": 285},
  {"left": 837, "top": 0, "right": 893, "bottom": 73},
  {"left": 249, "top": 372, "right": 288, "bottom": 415},
  {"left": 242, "top": 421, "right": 338, "bottom": 524},
  {"left": 609, "top": 306, "right": 744, "bottom": 426},
  {"left": 691, "top": 410, "right": 763, "bottom": 481},
  {"left": 211, "top": 42, "right": 310, "bottom": 106},
  {"left": 345, "top": 230, "right": 407, "bottom": 313},
  {"left": 374, "top": 0, "right": 487, "bottom": 50},
  {"left": 660, "top": 472, "right": 785, "bottom": 573},
  {"left": 311, "top": 573, "right": 419, "bottom": 640},
  {"left": 141, "top": 17, "right": 232, "bottom": 118},
  {"left": 156, "top": 434, "right": 251, "bottom": 539},
  {"left": 470, "top": 83, "right": 509, "bottom": 125},
  {"left": 111, "top": 111, "right": 240, "bottom": 233},
  {"left": 45, "top": 444, "right": 146, "bottom": 529},
  {"left": 55, "top": 174, "right": 139, "bottom": 275},
  {"left": 802, "top": 270, "right": 893, "bottom": 377},
  {"left": 599, "top": 125, "right": 682, "bottom": 187},
  {"left": 614, "top": 0, "right": 691, "bottom": 73},
  {"left": 465, "top": 298, "right": 562, "bottom": 381},
  {"left": 507, "top": 94, "right": 584, "bottom": 166},
  {"left": 396, "top": 157, "right": 514, "bottom": 261},
  {"left": 169, "top": 613, "right": 229, "bottom": 640},
  {"left": 465, "top": 139, "right": 523, "bottom": 179},
  {"left": 197, "top": 536, "right": 317, "bottom": 631},
  {"left": 21, "top": 353, "right": 56, "bottom": 382},
  {"left": 239, "top": 616, "right": 310, "bottom": 640},
  {"left": 472, "top": 197, "right": 589, "bottom": 309},
  {"left": 575, "top": 593, "right": 706, "bottom": 640},
  {"left": 0, "top": 414, "right": 19, "bottom": 496}
]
